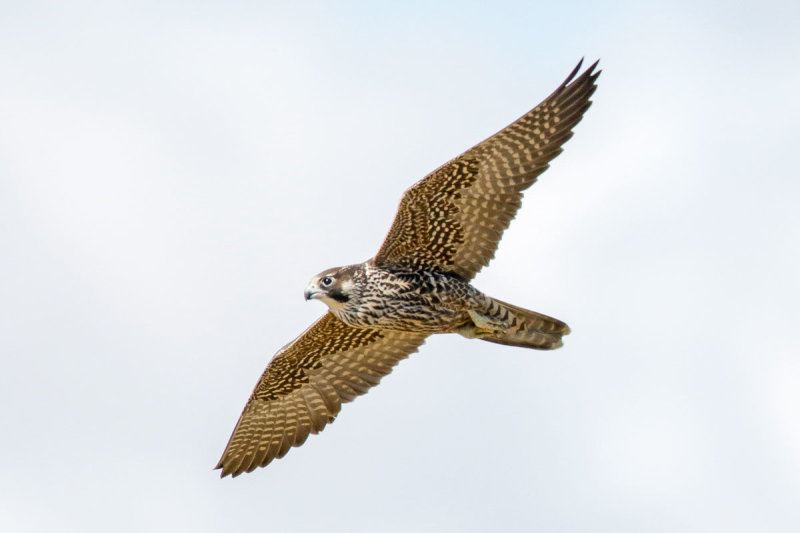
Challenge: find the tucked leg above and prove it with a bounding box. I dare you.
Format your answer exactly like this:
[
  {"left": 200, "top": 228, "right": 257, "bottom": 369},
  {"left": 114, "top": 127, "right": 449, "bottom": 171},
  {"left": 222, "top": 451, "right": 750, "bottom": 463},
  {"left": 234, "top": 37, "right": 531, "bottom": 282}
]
[{"left": 455, "top": 310, "right": 506, "bottom": 339}]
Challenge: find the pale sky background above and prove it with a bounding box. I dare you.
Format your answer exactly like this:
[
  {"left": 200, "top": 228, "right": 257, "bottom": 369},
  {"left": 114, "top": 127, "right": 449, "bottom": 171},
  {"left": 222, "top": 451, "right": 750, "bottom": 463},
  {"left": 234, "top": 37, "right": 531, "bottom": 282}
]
[{"left": 1, "top": 1, "right": 799, "bottom": 531}]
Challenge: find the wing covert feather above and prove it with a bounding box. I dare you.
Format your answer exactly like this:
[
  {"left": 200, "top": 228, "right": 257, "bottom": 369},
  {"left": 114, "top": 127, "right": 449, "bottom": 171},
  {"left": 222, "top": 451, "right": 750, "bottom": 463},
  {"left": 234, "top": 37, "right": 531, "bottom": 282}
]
[
  {"left": 374, "top": 59, "right": 600, "bottom": 280},
  {"left": 216, "top": 313, "right": 427, "bottom": 477}
]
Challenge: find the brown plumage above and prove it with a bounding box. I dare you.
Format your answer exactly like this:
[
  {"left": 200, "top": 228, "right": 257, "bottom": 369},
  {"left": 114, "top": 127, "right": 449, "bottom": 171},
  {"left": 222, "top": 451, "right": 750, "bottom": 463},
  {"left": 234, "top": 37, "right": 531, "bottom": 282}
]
[{"left": 217, "top": 59, "right": 600, "bottom": 477}]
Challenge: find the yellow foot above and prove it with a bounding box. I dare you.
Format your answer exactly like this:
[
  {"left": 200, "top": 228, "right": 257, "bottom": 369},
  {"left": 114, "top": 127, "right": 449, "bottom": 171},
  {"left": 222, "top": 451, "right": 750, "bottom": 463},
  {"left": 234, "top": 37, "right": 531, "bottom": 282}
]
[
  {"left": 453, "top": 310, "right": 506, "bottom": 339},
  {"left": 467, "top": 310, "right": 505, "bottom": 334}
]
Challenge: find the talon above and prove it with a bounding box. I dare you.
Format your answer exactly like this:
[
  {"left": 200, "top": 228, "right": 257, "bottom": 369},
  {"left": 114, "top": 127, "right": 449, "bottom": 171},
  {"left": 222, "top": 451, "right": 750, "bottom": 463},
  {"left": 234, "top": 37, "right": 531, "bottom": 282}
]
[
  {"left": 467, "top": 310, "right": 505, "bottom": 334},
  {"left": 455, "top": 324, "right": 494, "bottom": 339}
]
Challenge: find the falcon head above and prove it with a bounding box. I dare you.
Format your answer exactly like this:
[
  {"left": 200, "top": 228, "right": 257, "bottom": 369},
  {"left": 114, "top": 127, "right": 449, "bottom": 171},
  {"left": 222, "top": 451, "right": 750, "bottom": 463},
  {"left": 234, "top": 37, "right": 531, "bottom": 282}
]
[{"left": 304, "top": 265, "right": 358, "bottom": 308}]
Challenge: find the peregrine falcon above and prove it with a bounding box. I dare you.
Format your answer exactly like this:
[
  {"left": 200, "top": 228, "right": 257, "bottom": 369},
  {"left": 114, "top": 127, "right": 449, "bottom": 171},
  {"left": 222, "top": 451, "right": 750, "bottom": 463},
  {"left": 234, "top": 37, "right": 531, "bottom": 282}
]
[{"left": 217, "top": 59, "right": 600, "bottom": 477}]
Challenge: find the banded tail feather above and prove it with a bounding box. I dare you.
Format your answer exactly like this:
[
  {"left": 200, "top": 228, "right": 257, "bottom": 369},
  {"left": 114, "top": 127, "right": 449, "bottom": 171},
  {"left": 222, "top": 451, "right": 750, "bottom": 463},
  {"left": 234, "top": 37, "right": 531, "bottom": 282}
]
[{"left": 479, "top": 298, "right": 570, "bottom": 350}]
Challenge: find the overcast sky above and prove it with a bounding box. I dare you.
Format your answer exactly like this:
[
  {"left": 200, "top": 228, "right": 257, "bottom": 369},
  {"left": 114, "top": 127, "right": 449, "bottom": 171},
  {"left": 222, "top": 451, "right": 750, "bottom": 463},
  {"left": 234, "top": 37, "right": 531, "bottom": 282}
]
[{"left": 1, "top": 1, "right": 799, "bottom": 531}]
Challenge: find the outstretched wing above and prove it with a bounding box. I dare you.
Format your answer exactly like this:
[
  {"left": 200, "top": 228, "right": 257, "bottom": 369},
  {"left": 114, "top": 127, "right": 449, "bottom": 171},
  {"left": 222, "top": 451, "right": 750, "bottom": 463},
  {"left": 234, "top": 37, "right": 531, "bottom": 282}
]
[
  {"left": 216, "top": 313, "right": 428, "bottom": 477},
  {"left": 374, "top": 59, "right": 600, "bottom": 280}
]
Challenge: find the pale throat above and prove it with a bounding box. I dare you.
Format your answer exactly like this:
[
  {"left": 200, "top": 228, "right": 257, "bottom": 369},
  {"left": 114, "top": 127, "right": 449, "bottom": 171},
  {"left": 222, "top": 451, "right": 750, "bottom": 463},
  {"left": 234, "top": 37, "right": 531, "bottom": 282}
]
[{"left": 320, "top": 295, "right": 348, "bottom": 314}]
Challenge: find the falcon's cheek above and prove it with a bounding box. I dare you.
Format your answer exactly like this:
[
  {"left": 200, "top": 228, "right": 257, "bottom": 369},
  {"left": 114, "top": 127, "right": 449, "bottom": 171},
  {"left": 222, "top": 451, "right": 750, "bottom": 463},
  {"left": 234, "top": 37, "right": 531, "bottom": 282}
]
[{"left": 328, "top": 289, "right": 350, "bottom": 303}]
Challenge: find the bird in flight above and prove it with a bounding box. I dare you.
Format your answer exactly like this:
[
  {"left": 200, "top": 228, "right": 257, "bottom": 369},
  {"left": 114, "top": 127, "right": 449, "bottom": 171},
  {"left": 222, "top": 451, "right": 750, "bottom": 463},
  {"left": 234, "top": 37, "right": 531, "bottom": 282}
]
[{"left": 217, "top": 59, "right": 600, "bottom": 477}]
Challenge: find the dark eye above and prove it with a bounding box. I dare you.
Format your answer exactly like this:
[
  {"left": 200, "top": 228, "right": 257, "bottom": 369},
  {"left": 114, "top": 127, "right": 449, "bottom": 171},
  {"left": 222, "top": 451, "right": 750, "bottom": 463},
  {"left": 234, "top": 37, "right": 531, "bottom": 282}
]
[{"left": 320, "top": 276, "right": 333, "bottom": 287}]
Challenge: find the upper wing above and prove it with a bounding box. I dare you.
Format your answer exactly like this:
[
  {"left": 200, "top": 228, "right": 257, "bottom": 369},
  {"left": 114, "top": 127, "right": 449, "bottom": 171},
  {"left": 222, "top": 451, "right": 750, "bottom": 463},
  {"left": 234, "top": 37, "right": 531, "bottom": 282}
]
[
  {"left": 216, "top": 312, "right": 428, "bottom": 477},
  {"left": 374, "top": 59, "right": 600, "bottom": 280}
]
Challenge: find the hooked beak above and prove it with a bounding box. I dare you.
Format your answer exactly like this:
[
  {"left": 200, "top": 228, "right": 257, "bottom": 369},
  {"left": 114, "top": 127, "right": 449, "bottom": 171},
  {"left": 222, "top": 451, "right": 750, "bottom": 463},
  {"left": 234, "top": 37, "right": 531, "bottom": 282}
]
[{"left": 304, "top": 287, "right": 322, "bottom": 301}]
